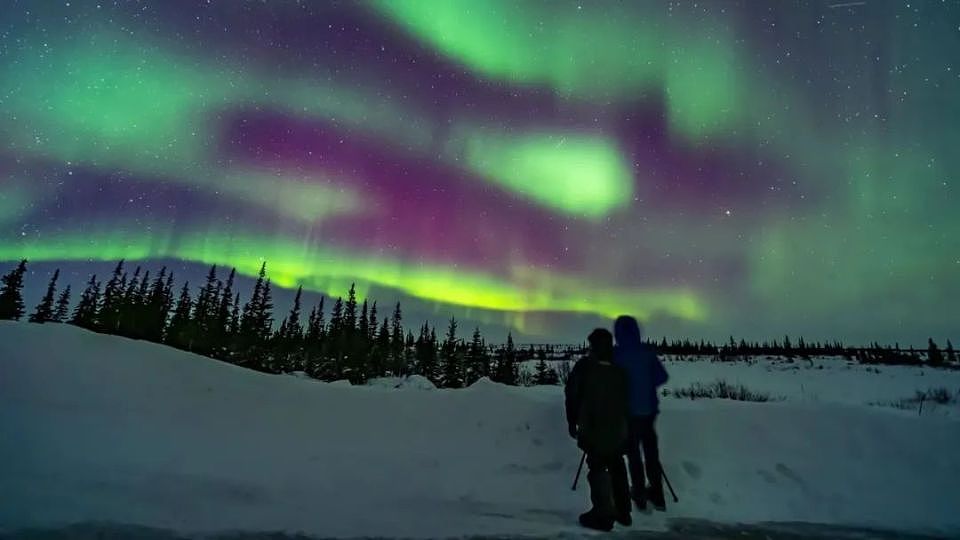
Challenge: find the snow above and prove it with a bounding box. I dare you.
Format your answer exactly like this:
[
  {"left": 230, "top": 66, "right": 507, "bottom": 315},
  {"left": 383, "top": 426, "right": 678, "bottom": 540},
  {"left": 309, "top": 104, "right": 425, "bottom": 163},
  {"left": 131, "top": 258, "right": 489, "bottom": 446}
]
[
  {"left": 543, "top": 355, "right": 960, "bottom": 414},
  {"left": 2, "top": 321, "right": 959, "bottom": 538},
  {"left": 659, "top": 355, "right": 960, "bottom": 407}
]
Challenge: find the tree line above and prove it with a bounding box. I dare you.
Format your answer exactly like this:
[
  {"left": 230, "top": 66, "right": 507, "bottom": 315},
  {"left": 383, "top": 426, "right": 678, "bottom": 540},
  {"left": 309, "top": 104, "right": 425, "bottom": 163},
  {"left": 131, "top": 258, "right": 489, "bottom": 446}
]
[
  {"left": 0, "top": 259, "right": 956, "bottom": 383},
  {"left": 651, "top": 335, "right": 957, "bottom": 367},
  {"left": 0, "top": 259, "right": 523, "bottom": 387}
]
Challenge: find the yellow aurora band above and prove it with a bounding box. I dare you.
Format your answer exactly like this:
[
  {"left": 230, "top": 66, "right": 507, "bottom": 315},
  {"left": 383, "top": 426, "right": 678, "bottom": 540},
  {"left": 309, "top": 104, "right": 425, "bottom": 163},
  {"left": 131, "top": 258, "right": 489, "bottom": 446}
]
[{"left": 0, "top": 230, "right": 706, "bottom": 323}]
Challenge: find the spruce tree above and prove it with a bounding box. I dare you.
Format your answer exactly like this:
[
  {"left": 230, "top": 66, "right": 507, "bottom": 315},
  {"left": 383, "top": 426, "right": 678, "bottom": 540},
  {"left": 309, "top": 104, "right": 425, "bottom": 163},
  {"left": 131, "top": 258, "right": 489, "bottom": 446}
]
[
  {"left": 236, "top": 265, "right": 272, "bottom": 368},
  {"left": 29, "top": 268, "right": 60, "bottom": 323},
  {"left": 97, "top": 260, "right": 126, "bottom": 332},
  {"left": 427, "top": 326, "right": 441, "bottom": 384},
  {"left": 466, "top": 327, "right": 486, "bottom": 385},
  {"left": 306, "top": 306, "right": 317, "bottom": 337},
  {"left": 947, "top": 340, "right": 957, "bottom": 363},
  {"left": 127, "top": 269, "right": 150, "bottom": 337},
  {"left": 0, "top": 259, "right": 28, "bottom": 320},
  {"left": 163, "top": 272, "right": 175, "bottom": 307},
  {"left": 285, "top": 285, "right": 304, "bottom": 340},
  {"left": 533, "top": 357, "right": 551, "bottom": 385},
  {"left": 368, "top": 300, "right": 378, "bottom": 341},
  {"left": 783, "top": 335, "right": 794, "bottom": 358},
  {"left": 375, "top": 316, "right": 391, "bottom": 377},
  {"left": 495, "top": 332, "right": 518, "bottom": 385},
  {"left": 328, "top": 297, "right": 344, "bottom": 348},
  {"left": 306, "top": 296, "right": 325, "bottom": 343},
  {"left": 143, "top": 268, "right": 169, "bottom": 342},
  {"left": 391, "top": 302, "right": 403, "bottom": 352},
  {"left": 123, "top": 266, "right": 142, "bottom": 306},
  {"left": 240, "top": 273, "right": 274, "bottom": 369},
  {"left": 70, "top": 274, "right": 101, "bottom": 329},
  {"left": 310, "top": 299, "right": 331, "bottom": 361},
  {"left": 240, "top": 262, "right": 267, "bottom": 340},
  {"left": 229, "top": 292, "right": 240, "bottom": 336},
  {"left": 414, "top": 323, "right": 427, "bottom": 375},
  {"left": 136, "top": 270, "right": 151, "bottom": 305},
  {"left": 167, "top": 283, "right": 194, "bottom": 349},
  {"left": 507, "top": 333, "right": 517, "bottom": 381},
  {"left": 53, "top": 285, "right": 71, "bottom": 323},
  {"left": 440, "top": 317, "right": 462, "bottom": 388},
  {"left": 414, "top": 323, "right": 437, "bottom": 382},
  {"left": 258, "top": 279, "right": 274, "bottom": 341},
  {"left": 928, "top": 338, "right": 944, "bottom": 366},
  {"left": 117, "top": 266, "right": 142, "bottom": 337},
  {"left": 344, "top": 283, "right": 358, "bottom": 333},
  {"left": 217, "top": 268, "right": 236, "bottom": 337},
  {"left": 215, "top": 288, "right": 239, "bottom": 364},
  {"left": 401, "top": 329, "right": 416, "bottom": 377},
  {"left": 303, "top": 305, "right": 319, "bottom": 376},
  {"left": 359, "top": 299, "right": 369, "bottom": 345},
  {"left": 344, "top": 307, "right": 375, "bottom": 383},
  {"left": 193, "top": 265, "right": 219, "bottom": 344}
]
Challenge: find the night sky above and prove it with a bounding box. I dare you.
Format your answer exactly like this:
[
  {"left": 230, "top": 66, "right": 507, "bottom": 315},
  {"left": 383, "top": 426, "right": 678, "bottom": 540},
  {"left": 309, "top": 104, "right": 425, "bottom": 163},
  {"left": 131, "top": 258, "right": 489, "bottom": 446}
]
[{"left": 1, "top": 1, "right": 957, "bottom": 345}]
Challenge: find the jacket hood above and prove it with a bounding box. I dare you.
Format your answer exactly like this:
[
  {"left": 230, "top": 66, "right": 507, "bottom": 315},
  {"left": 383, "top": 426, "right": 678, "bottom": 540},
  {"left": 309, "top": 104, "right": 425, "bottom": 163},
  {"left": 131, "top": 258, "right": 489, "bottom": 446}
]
[{"left": 614, "top": 315, "right": 643, "bottom": 351}]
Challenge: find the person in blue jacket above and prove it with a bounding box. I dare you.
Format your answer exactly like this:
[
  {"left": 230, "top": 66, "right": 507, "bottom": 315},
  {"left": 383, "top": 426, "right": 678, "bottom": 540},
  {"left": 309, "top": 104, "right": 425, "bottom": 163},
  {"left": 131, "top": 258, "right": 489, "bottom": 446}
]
[{"left": 613, "top": 315, "right": 669, "bottom": 511}]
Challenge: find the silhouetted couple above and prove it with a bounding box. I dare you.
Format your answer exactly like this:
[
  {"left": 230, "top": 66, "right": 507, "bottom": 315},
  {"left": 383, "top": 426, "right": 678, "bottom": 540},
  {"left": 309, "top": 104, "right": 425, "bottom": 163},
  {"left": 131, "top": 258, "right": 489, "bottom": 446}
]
[{"left": 564, "top": 315, "right": 669, "bottom": 531}]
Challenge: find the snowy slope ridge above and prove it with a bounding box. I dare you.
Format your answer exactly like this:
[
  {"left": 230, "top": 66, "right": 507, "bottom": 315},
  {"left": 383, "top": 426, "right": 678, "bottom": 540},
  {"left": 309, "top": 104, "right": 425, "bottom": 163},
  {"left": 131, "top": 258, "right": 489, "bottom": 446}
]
[{"left": 1, "top": 321, "right": 959, "bottom": 538}]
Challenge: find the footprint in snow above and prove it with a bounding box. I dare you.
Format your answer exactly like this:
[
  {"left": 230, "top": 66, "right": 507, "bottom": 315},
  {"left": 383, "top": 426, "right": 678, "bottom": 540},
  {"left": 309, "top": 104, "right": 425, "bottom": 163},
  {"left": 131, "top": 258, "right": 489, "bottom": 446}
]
[
  {"left": 682, "top": 460, "right": 702, "bottom": 480},
  {"left": 775, "top": 462, "right": 805, "bottom": 486},
  {"left": 757, "top": 468, "right": 778, "bottom": 484}
]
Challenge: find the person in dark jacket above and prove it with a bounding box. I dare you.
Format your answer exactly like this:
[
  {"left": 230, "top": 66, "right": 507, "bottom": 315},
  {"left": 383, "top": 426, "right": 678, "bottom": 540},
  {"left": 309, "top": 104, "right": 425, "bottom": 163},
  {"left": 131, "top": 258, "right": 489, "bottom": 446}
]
[
  {"left": 565, "top": 328, "right": 631, "bottom": 530},
  {"left": 613, "top": 315, "right": 669, "bottom": 511}
]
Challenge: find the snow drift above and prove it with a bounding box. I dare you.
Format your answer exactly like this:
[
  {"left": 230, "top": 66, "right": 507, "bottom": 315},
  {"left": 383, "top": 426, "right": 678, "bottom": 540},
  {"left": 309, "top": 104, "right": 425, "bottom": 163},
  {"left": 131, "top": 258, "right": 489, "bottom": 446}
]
[{"left": 1, "top": 321, "right": 958, "bottom": 538}]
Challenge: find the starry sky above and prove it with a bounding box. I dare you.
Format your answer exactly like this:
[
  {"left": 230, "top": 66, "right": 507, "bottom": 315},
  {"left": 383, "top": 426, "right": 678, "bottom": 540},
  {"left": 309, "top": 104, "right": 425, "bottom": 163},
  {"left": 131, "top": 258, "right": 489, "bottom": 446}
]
[{"left": 1, "top": 1, "right": 957, "bottom": 345}]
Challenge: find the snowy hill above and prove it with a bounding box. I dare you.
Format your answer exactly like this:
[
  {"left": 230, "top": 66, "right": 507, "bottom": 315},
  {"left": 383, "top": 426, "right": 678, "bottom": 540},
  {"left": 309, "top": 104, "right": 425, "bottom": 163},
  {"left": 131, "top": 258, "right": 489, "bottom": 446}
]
[{"left": 2, "top": 321, "right": 959, "bottom": 538}]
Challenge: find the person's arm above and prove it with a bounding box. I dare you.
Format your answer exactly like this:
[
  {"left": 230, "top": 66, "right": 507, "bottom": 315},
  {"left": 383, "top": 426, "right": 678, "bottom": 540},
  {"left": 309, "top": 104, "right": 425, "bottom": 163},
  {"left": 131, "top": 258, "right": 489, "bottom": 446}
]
[
  {"left": 564, "top": 360, "right": 585, "bottom": 437},
  {"left": 652, "top": 353, "right": 669, "bottom": 387}
]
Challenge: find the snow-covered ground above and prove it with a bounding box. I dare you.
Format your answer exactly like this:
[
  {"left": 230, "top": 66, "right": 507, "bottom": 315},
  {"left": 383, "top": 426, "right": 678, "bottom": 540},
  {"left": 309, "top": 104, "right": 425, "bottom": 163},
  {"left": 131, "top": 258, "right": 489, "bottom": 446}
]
[
  {"left": 2, "top": 321, "right": 959, "bottom": 538},
  {"left": 523, "top": 355, "right": 960, "bottom": 414}
]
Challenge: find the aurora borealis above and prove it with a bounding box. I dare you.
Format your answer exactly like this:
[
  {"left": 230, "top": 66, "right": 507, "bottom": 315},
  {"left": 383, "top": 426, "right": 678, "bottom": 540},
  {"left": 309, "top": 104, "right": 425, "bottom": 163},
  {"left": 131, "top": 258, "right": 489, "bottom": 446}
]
[{"left": 1, "top": 1, "right": 957, "bottom": 344}]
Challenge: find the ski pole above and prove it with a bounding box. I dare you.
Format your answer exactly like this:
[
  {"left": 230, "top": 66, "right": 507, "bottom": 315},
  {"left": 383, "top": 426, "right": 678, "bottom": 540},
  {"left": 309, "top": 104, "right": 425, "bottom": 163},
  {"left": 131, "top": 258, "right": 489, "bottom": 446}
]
[
  {"left": 571, "top": 452, "right": 586, "bottom": 491},
  {"left": 661, "top": 464, "right": 678, "bottom": 503}
]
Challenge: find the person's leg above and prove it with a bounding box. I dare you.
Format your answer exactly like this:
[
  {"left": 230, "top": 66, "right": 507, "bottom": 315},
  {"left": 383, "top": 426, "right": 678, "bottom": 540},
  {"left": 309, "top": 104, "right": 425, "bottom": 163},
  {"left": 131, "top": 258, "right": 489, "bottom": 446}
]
[
  {"left": 625, "top": 416, "right": 646, "bottom": 502},
  {"left": 582, "top": 454, "right": 615, "bottom": 530},
  {"left": 608, "top": 454, "right": 632, "bottom": 524},
  {"left": 640, "top": 414, "right": 665, "bottom": 508},
  {"left": 586, "top": 454, "right": 615, "bottom": 517}
]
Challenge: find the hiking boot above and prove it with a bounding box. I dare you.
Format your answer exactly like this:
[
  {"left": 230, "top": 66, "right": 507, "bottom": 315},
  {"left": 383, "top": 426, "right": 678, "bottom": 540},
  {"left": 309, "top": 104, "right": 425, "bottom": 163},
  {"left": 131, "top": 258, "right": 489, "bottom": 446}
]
[
  {"left": 647, "top": 487, "right": 667, "bottom": 512},
  {"left": 579, "top": 509, "right": 614, "bottom": 532},
  {"left": 615, "top": 511, "right": 632, "bottom": 527}
]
